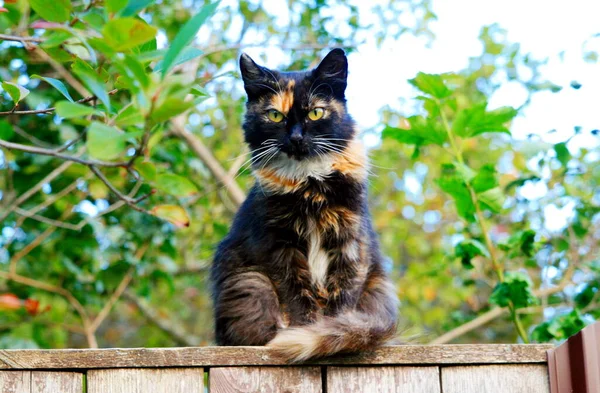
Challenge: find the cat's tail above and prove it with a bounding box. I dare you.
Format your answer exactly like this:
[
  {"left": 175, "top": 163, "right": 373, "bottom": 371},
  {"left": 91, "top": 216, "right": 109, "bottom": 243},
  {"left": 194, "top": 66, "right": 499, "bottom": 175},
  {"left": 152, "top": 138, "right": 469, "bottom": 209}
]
[{"left": 266, "top": 310, "right": 397, "bottom": 362}]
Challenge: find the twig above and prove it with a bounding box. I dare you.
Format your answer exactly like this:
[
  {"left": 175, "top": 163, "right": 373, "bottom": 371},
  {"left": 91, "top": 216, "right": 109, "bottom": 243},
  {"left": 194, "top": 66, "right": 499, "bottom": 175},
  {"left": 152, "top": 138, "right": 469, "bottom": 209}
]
[
  {"left": 0, "top": 271, "right": 96, "bottom": 347},
  {"left": 0, "top": 140, "right": 129, "bottom": 167},
  {"left": 33, "top": 48, "right": 89, "bottom": 97},
  {"left": 90, "top": 268, "right": 134, "bottom": 331},
  {"left": 90, "top": 242, "right": 150, "bottom": 332},
  {"left": 9, "top": 226, "right": 57, "bottom": 275},
  {"left": 12, "top": 125, "right": 56, "bottom": 148},
  {"left": 0, "top": 33, "right": 44, "bottom": 43},
  {"left": 172, "top": 123, "right": 245, "bottom": 207},
  {"left": 123, "top": 290, "right": 201, "bottom": 346},
  {"left": 14, "top": 207, "right": 80, "bottom": 231},
  {"left": 88, "top": 166, "right": 151, "bottom": 214},
  {"left": 0, "top": 89, "right": 118, "bottom": 116},
  {"left": 0, "top": 158, "right": 75, "bottom": 222}
]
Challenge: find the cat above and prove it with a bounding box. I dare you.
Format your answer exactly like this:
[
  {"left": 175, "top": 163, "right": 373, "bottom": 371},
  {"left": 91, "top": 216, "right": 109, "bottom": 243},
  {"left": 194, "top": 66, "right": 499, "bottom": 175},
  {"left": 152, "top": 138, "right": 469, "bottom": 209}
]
[{"left": 210, "top": 49, "right": 399, "bottom": 362}]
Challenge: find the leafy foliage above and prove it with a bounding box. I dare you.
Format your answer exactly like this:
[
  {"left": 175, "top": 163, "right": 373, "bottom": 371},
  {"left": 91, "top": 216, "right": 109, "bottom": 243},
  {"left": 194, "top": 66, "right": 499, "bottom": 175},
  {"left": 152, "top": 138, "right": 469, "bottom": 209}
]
[{"left": 0, "top": 0, "right": 597, "bottom": 350}]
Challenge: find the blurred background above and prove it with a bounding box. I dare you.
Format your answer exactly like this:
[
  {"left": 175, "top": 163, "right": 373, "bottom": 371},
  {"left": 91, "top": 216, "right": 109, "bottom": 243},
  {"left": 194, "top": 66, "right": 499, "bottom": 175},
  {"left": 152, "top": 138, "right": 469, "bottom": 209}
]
[{"left": 0, "top": 0, "right": 598, "bottom": 349}]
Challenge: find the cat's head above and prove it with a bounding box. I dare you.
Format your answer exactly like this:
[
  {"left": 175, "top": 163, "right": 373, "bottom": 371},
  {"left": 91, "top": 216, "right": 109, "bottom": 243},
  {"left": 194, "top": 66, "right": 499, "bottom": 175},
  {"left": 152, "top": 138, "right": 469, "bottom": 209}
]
[{"left": 239, "top": 49, "right": 356, "bottom": 168}]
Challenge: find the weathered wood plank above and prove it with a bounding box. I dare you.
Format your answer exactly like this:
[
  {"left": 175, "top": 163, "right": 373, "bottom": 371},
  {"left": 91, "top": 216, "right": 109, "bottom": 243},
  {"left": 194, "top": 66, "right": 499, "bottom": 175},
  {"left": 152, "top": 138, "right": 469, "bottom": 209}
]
[
  {"left": 31, "top": 372, "right": 83, "bottom": 393},
  {"left": 87, "top": 368, "right": 203, "bottom": 393},
  {"left": 0, "top": 344, "right": 552, "bottom": 369},
  {"left": 0, "top": 371, "right": 30, "bottom": 393},
  {"left": 327, "top": 366, "right": 440, "bottom": 393},
  {"left": 210, "top": 367, "right": 321, "bottom": 393},
  {"left": 442, "top": 365, "right": 550, "bottom": 393}
]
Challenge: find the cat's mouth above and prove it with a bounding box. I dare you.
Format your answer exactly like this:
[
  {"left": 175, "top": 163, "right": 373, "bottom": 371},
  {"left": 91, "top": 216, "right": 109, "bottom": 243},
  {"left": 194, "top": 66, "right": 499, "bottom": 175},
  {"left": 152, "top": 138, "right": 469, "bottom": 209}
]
[{"left": 281, "top": 144, "right": 311, "bottom": 161}]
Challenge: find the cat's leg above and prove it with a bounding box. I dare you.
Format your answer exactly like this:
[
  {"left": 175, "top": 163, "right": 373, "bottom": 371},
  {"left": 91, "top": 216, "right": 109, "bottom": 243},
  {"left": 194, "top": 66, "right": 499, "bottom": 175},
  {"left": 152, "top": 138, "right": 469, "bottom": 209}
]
[{"left": 214, "top": 271, "right": 282, "bottom": 346}]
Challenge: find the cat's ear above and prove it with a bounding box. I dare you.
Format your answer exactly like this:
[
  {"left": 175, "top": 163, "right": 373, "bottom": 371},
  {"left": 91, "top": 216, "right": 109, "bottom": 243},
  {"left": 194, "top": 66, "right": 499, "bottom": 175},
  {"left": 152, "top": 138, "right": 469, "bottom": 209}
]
[
  {"left": 240, "top": 53, "right": 265, "bottom": 83},
  {"left": 313, "top": 48, "right": 348, "bottom": 98},
  {"left": 240, "top": 53, "right": 269, "bottom": 99}
]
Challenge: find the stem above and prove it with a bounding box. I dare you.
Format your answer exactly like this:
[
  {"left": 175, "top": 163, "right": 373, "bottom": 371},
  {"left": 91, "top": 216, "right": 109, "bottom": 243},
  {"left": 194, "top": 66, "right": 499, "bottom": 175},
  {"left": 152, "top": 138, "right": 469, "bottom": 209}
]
[{"left": 437, "top": 100, "right": 528, "bottom": 343}]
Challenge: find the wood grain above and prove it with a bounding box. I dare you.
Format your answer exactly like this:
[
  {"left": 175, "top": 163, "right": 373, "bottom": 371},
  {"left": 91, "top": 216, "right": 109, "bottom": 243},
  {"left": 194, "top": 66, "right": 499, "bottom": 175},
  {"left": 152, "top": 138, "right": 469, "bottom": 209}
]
[
  {"left": 327, "top": 366, "right": 440, "bottom": 393},
  {"left": 0, "top": 344, "right": 552, "bottom": 369},
  {"left": 210, "top": 367, "right": 321, "bottom": 393},
  {"left": 0, "top": 371, "right": 30, "bottom": 393},
  {"left": 87, "top": 368, "right": 204, "bottom": 393},
  {"left": 31, "top": 372, "right": 83, "bottom": 393},
  {"left": 441, "top": 365, "right": 550, "bottom": 393}
]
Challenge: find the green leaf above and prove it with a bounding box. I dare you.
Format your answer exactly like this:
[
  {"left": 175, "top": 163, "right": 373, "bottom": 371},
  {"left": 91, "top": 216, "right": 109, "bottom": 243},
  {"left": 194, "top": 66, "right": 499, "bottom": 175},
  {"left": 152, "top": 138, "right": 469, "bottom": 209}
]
[
  {"left": 436, "top": 164, "right": 476, "bottom": 221},
  {"left": 0, "top": 120, "right": 14, "bottom": 140},
  {"left": 71, "top": 59, "right": 111, "bottom": 111},
  {"left": 554, "top": 142, "right": 571, "bottom": 167},
  {"left": 29, "top": 0, "right": 72, "bottom": 22},
  {"left": 382, "top": 116, "right": 447, "bottom": 147},
  {"left": 106, "top": 0, "right": 126, "bottom": 14},
  {"left": 151, "top": 205, "right": 190, "bottom": 228},
  {"left": 455, "top": 239, "right": 490, "bottom": 269},
  {"left": 191, "top": 85, "right": 210, "bottom": 96},
  {"left": 154, "top": 47, "right": 204, "bottom": 73},
  {"left": 574, "top": 280, "right": 600, "bottom": 309},
  {"left": 471, "top": 165, "right": 499, "bottom": 193},
  {"left": 161, "top": 1, "right": 220, "bottom": 78},
  {"left": 102, "top": 18, "right": 157, "bottom": 52},
  {"left": 55, "top": 101, "right": 100, "bottom": 118},
  {"left": 135, "top": 162, "right": 157, "bottom": 182},
  {"left": 408, "top": 72, "right": 452, "bottom": 99},
  {"left": 114, "top": 105, "right": 144, "bottom": 127},
  {"left": 489, "top": 271, "right": 538, "bottom": 309},
  {"left": 86, "top": 122, "right": 126, "bottom": 160},
  {"left": 478, "top": 187, "right": 505, "bottom": 213},
  {"left": 32, "top": 75, "right": 74, "bottom": 102},
  {"left": 2, "top": 82, "right": 29, "bottom": 104},
  {"left": 498, "top": 230, "right": 538, "bottom": 257},
  {"left": 155, "top": 174, "right": 198, "bottom": 197},
  {"left": 118, "top": 0, "right": 154, "bottom": 17},
  {"left": 150, "top": 98, "right": 194, "bottom": 123},
  {"left": 532, "top": 310, "right": 586, "bottom": 342},
  {"left": 453, "top": 103, "right": 517, "bottom": 138}
]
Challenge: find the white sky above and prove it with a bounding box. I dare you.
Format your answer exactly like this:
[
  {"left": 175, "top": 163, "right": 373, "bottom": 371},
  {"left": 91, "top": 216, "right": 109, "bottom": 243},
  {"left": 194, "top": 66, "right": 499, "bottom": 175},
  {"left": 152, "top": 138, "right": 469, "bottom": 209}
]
[{"left": 230, "top": 0, "right": 599, "bottom": 151}]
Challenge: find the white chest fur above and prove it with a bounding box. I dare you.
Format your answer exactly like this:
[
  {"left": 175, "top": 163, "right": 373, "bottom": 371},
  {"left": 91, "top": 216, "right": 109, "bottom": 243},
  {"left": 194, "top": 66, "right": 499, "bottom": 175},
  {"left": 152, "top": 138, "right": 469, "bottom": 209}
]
[{"left": 306, "top": 231, "right": 330, "bottom": 286}]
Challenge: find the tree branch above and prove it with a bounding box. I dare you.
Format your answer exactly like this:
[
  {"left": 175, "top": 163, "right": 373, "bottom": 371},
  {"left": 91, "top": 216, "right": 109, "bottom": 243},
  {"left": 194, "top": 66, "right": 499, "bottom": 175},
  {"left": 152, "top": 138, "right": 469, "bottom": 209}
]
[
  {"left": 0, "top": 89, "right": 117, "bottom": 116},
  {"left": 172, "top": 123, "right": 246, "bottom": 207},
  {"left": 123, "top": 290, "right": 200, "bottom": 346},
  {"left": 0, "top": 33, "right": 44, "bottom": 43},
  {"left": 0, "top": 140, "right": 129, "bottom": 167}
]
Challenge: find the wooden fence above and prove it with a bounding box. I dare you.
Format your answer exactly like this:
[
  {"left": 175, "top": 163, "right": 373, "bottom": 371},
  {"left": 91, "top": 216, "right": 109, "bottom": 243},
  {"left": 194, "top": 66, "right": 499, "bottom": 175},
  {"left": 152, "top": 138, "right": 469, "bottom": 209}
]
[{"left": 0, "top": 344, "right": 554, "bottom": 392}]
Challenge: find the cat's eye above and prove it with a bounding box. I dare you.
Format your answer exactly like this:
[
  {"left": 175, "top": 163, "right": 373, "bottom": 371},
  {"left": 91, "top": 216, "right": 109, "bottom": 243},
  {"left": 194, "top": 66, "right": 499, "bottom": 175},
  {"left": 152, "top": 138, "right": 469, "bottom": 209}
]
[
  {"left": 308, "top": 107, "right": 324, "bottom": 121},
  {"left": 267, "top": 109, "right": 284, "bottom": 123}
]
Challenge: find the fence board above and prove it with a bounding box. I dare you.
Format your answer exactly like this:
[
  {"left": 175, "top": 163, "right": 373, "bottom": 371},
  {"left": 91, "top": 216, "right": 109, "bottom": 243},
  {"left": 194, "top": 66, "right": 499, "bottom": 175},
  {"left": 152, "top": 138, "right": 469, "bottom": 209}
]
[
  {"left": 210, "top": 367, "right": 321, "bottom": 393},
  {"left": 441, "top": 365, "right": 550, "bottom": 393},
  {"left": 31, "top": 372, "right": 83, "bottom": 393},
  {"left": 327, "top": 366, "right": 440, "bottom": 393},
  {"left": 0, "top": 344, "right": 552, "bottom": 369},
  {"left": 0, "top": 371, "right": 30, "bottom": 393},
  {"left": 87, "top": 368, "right": 203, "bottom": 393}
]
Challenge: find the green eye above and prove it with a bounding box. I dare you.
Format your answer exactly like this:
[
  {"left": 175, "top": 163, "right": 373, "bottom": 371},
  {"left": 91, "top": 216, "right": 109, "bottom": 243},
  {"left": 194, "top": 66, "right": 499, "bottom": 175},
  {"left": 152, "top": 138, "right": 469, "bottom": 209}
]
[
  {"left": 267, "top": 109, "right": 284, "bottom": 123},
  {"left": 308, "top": 107, "right": 324, "bottom": 121}
]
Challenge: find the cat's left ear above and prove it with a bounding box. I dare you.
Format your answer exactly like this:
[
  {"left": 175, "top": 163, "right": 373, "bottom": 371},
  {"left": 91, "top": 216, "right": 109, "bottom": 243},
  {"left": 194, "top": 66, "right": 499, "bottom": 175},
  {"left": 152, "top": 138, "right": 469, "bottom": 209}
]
[{"left": 313, "top": 48, "right": 348, "bottom": 98}]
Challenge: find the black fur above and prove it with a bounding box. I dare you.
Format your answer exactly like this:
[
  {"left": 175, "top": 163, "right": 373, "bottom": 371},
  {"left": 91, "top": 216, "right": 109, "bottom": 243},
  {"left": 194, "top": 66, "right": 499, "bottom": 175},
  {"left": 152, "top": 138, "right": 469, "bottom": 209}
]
[{"left": 211, "top": 49, "right": 398, "bottom": 361}]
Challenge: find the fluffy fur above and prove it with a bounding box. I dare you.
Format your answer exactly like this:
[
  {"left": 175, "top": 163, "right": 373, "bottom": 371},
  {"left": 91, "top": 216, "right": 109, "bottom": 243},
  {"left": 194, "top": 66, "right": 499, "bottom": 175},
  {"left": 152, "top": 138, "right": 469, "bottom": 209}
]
[{"left": 211, "top": 49, "right": 399, "bottom": 362}]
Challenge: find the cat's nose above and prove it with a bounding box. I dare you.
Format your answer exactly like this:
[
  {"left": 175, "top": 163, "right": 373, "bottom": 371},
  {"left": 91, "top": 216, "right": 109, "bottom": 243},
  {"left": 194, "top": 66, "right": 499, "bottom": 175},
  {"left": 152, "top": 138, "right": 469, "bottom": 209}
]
[{"left": 289, "top": 125, "right": 303, "bottom": 145}]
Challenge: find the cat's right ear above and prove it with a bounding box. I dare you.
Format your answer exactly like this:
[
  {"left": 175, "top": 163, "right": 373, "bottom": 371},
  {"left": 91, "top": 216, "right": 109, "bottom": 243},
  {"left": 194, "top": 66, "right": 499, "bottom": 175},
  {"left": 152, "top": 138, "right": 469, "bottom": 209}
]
[{"left": 240, "top": 53, "right": 267, "bottom": 99}]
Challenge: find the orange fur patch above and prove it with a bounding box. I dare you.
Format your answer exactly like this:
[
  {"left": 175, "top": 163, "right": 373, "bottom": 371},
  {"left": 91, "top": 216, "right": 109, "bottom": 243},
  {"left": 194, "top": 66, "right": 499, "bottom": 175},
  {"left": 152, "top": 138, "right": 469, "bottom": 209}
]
[
  {"left": 331, "top": 138, "right": 368, "bottom": 180},
  {"left": 318, "top": 206, "right": 359, "bottom": 235},
  {"left": 270, "top": 80, "right": 296, "bottom": 114},
  {"left": 256, "top": 168, "right": 304, "bottom": 193}
]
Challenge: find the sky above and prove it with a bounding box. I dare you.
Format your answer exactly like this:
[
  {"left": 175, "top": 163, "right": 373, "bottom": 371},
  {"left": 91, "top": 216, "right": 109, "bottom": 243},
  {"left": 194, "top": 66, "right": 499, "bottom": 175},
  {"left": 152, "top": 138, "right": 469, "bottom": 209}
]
[{"left": 231, "top": 0, "right": 599, "bottom": 151}]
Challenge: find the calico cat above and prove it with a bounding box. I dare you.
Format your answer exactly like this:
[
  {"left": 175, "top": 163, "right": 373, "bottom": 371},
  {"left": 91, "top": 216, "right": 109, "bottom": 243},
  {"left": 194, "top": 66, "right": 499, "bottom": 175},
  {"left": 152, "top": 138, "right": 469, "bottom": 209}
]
[{"left": 210, "top": 49, "right": 399, "bottom": 362}]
